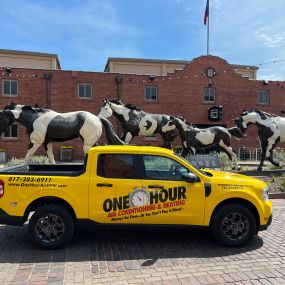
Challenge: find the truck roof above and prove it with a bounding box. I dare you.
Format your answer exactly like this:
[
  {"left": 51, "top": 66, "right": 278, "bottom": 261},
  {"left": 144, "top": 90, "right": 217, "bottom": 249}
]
[{"left": 89, "top": 145, "right": 175, "bottom": 155}]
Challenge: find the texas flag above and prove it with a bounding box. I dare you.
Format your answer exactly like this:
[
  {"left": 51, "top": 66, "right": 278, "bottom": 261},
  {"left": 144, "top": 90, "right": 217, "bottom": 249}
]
[{"left": 204, "top": 0, "right": 209, "bottom": 25}]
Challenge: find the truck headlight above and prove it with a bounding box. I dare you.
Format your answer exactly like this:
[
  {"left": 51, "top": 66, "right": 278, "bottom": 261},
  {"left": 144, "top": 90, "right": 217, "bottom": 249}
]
[{"left": 262, "top": 187, "right": 269, "bottom": 201}]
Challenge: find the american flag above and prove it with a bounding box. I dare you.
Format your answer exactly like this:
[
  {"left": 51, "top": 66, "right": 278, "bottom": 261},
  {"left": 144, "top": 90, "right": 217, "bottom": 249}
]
[{"left": 204, "top": 0, "right": 209, "bottom": 25}]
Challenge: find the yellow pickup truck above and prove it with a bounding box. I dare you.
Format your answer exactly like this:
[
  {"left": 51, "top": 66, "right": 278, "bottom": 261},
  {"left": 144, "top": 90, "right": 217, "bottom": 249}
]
[{"left": 0, "top": 146, "right": 272, "bottom": 249}]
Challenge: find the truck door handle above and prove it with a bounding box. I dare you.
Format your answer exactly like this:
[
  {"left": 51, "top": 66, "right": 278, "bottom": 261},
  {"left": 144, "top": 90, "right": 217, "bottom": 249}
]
[
  {"left": 148, "top": 185, "right": 164, "bottom": 189},
  {"left": 97, "top": 183, "right": 113, "bottom": 187}
]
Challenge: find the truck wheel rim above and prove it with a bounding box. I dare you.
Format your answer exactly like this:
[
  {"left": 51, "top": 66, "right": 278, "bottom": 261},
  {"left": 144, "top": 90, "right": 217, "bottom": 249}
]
[
  {"left": 35, "top": 214, "right": 65, "bottom": 244},
  {"left": 221, "top": 212, "right": 249, "bottom": 241}
]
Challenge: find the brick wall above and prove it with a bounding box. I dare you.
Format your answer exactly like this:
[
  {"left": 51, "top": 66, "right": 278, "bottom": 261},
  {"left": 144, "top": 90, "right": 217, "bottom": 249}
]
[{"left": 1, "top": 55, "right": 284, "bottom": 161}]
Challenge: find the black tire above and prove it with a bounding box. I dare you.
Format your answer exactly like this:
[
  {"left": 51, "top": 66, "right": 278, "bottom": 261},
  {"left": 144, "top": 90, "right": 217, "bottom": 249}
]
[
  {"left": 28, "top": 205, "right": 74, "bottom": 249},
  {"left": 212, "top": 204, "right": 256, "bottom": 247}
]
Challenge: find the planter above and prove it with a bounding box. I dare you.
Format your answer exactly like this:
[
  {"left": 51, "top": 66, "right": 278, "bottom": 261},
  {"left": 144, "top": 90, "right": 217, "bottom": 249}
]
[
  {"left": 0, "top": 152, "right": 7, "bottom": 164},
  {"left": 60, "top": 149, "right": 73, "bottom": 162},
  {"left": 269, "top": 192, "right": 285, "bottom": 199}
]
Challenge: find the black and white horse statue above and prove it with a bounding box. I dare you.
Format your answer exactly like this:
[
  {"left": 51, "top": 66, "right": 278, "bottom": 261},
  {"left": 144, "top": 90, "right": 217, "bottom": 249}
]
[
  {"left": 98, "top": 99, "right": 179, "bottom": 148},
  {"left": 0, "top": 110, "right": 15, "bottom": 134},
  {"left": 166, "top": 116, "right": 245, "bottom": 170},
  {"left": 235, "top": 108, "right": 285, "bottom": 170},
  {"left": 3, "top": 103, "right": 126, "bottom": 164}
]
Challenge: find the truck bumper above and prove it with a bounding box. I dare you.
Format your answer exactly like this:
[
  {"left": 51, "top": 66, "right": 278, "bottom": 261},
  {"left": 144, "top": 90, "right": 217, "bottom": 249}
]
[
  {"left": 0, "top": 209, "right": 23, "bottom": 226},
  {"left": 259, "top": 214, "right": 272, "bottom": 231}
]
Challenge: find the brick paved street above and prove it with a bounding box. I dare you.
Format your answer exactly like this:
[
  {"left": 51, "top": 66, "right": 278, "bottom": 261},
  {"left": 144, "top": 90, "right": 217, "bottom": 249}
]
[{"left": 0, "top": 199, "right": 284, "bottom": 285}]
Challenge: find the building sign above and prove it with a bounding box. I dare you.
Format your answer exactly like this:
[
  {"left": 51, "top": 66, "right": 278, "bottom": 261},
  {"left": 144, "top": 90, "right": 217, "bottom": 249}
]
[
  {"left": 205, "top": 67, "right": 216, "bottom": 78},
  {"left": 208, "top": 105, "right": 223, "bottom": 121}
]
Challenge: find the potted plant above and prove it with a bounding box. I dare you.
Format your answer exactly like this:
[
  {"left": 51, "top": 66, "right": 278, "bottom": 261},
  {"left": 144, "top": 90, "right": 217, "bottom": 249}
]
[
  {"left": 59, "top": 145, "right": 74, "bottom": 162},
  {"left": 0, "top": 148, "right": 7, "bottom": 164}
]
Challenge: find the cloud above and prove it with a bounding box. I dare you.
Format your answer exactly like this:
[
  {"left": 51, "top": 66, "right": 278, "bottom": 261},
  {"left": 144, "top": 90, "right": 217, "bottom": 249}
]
[
  {"left": 208, "top": 0, "right": 285, "bottom": 79},
  {"left": 254, "top": 27, "right": 285, "bottom": 48},
  {"left": 0, "top": 0, "right": 144, "bottom": 70},
  {"left": 0, "top": 0, "right": 285, "bottom": 79},
  {"left": 259, "top": 73, "right": 283, "bottom": 81}
]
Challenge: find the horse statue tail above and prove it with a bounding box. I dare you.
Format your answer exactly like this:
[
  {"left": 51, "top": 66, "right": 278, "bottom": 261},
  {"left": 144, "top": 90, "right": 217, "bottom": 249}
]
[
  {"left": 100, "top": 118, "right": 128, "bottom": 145},
  {"left": 227, "top": 127, "right": 246, "bottom": 139}
]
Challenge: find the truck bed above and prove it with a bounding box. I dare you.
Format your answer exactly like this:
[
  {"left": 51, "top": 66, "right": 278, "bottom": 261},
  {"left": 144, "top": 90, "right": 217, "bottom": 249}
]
[{"left": 0, "top": 163, "right": 86, "bottom": 176}]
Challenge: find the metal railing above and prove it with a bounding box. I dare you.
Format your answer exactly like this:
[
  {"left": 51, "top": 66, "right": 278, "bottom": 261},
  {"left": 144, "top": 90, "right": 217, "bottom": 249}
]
[{"left": 237, "top": 147, "right": 285, "bottom": 161}]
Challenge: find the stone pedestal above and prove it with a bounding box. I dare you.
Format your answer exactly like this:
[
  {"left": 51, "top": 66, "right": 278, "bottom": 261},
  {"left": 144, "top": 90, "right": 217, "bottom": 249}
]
[{"left": 0, "top": 152, "right": 7, "bottom": 164}]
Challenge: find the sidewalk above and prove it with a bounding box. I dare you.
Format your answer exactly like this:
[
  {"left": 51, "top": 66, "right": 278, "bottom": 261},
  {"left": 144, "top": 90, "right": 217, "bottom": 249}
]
[{"left": 0, "top": 199, "right": 284, "bottom": 285}]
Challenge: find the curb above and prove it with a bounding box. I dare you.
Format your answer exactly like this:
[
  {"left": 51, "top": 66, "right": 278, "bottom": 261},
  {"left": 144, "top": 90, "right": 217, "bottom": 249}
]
[{"left": 269, "top": 192, "right": 285, "bottom": 199}]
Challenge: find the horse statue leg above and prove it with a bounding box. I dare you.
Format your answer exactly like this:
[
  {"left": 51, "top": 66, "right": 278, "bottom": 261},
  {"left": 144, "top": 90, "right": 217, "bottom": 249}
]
[
  {"left": 181, "top": 147, "right": 189, "bottom": 157},
  {"left": 46, "top": 143, "right": 56, "bottom": 164},
  {"left": 24, "top": 142, "right": 42, "bottom": 165},
  {"left": 219, "top": 141, "right": 240, "bottom": 170},
  {"left": 258, "top": 135, "right": 279, "bottom": 171},
  {"left": 257, "top": 135, "right": 268, "bottom": 171},
  {"left": 162, "top": 140, "right": 172, "bottom": 149},
  {"left": 267, "top": 139, "right": 281, "bottom": 168},
  {"left": 83, "top": 145, "right": 92, "bottom": 154},
  {"left": 122, "top": 132, "right": 133, "bottom": 143},
  {"left": 119, "top": 131, "right": 133, "bottom": 143}
]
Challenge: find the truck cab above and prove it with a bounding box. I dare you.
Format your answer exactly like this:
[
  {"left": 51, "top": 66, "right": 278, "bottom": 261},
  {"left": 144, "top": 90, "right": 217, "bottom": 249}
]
[{"left": 0, "top": 146, "right": 272, "bottom": 249}]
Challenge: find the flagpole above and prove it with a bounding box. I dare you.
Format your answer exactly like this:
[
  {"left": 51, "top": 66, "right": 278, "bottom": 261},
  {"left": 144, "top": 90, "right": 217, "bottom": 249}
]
[{"left": 207, "top": 0, "right": 210, "bottom": 55}]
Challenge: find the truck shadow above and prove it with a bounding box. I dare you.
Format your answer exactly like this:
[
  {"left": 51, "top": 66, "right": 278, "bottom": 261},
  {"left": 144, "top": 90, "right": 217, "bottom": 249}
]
[{"left": 0, "top": 225, "right": 264, "bottom": 265}]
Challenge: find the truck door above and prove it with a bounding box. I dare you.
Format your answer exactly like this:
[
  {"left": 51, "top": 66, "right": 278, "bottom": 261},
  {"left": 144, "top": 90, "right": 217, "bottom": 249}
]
[
  {"left": 139, "top": 154, "right": 206, "bottom": 225},
  {"left": 89, "top": 153, "right": 143, "bottom": 224}
]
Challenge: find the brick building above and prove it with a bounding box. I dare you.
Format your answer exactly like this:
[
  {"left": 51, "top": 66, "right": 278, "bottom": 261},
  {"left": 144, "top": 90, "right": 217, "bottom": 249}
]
[{"left": 0, "top": 52, "right": 284, "bottom": 161}]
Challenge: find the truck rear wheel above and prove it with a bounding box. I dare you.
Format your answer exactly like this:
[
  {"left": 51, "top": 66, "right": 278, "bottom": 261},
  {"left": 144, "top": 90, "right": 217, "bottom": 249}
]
[
  {"left": 212, "top": 204, "right": 256, "bottom": 247},
  {"left": 28, "top": 205, "right": 74, "bottom": 249}
]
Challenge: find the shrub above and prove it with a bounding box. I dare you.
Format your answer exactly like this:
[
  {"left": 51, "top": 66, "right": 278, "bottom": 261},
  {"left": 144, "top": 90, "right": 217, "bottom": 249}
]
[
  {"left": 5, "top": 156, "right": 50, "bottom": 167},
  {"left": 173, "top": 146, "right": 183, "bottom": 155},
  {"left": 281, "top": 174, "right": 285, "bottom": 192},
  {"left": 212, "top": 151, "right": 230, "bottom": 170},
  {"left": 269, "top": 149, "right": 285, "bottom": 169}
]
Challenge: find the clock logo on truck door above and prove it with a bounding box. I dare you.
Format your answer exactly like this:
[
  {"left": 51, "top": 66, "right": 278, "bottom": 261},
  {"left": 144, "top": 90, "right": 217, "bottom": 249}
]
[{"left": 129, "top": 188, "right": 150, "bottom": 207}]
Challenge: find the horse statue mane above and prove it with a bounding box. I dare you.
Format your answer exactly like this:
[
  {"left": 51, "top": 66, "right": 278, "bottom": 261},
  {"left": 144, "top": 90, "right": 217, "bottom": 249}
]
[
  {"left": 22, "top": 105, "right": 48, "bottom": 113},
  {"left": 109, "top": 99, "right": 141, "bottom": 111},
  {"left": 109, "top": 99, "right": 123, "bottom": 105},
  {"left": 4, "top": 102, "right": 16, "bottom": 110},
  {"left": 4, "top": 103, "right": 48, "bottom": 113},
  {"left": 174, "top": 115, "right": 194, "bottom": 126},
  {"left": 124, "top": 103, "right": 141, "bottom": 111},
  {"left": 250, "top": 108, "right": 278, "bottom": 119}
]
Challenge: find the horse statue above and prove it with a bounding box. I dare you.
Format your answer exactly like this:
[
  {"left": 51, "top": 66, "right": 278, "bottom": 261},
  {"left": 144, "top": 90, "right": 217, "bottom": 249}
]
[
  {"left": 234, "top": 108, "right": 285, "bottom": 170},
  {"left": 166, "top": 116, "right": 245, "bottom": 170},
  {"left": 0, "top": 109, "right": 15, "bottom": 134},
  {"left": 98, "top": 99, "right": 179, "bottom": 148},
  {"left": 2, "top": 103, "right": 126, "bottom": 165}
]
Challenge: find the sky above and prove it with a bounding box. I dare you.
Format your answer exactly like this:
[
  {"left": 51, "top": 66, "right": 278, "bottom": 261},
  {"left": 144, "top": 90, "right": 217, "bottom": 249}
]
[{"left": 1, "top": 0, "right": 285, "bottom": 80}]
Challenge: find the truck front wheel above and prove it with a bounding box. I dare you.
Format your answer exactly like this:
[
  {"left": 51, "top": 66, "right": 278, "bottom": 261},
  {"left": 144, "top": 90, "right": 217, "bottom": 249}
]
[
  {"left": 212, "top": 204, "right": 256, "bottom": 247},
  {"left": 28, "top": 205, "right": 74, "bottom": 249}
]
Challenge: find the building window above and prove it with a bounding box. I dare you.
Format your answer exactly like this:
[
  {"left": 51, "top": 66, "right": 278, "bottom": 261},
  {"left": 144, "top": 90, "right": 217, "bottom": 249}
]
[
  {"left": 258, "top": 90, "right": 270, "bottom": 104},
  {"left": 144, "top": 86, "right": 157, "bottom": 101},
  {"left": 3, "top": 124, "right": 18, "bottom": 138},
  {"left": 2, "top": 80, "right": 18, "bottom": 96},
  {"left": 203, "top": 87, "right": 215, "bottom": 103},
  {"left": 78, "top": 83, "right": 92, "bottom": 99}
]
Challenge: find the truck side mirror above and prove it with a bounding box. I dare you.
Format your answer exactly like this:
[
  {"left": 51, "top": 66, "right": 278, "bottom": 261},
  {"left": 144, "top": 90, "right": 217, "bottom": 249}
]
[{"left": 186, "top": 173, "right": 198, "bottom": 183}]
